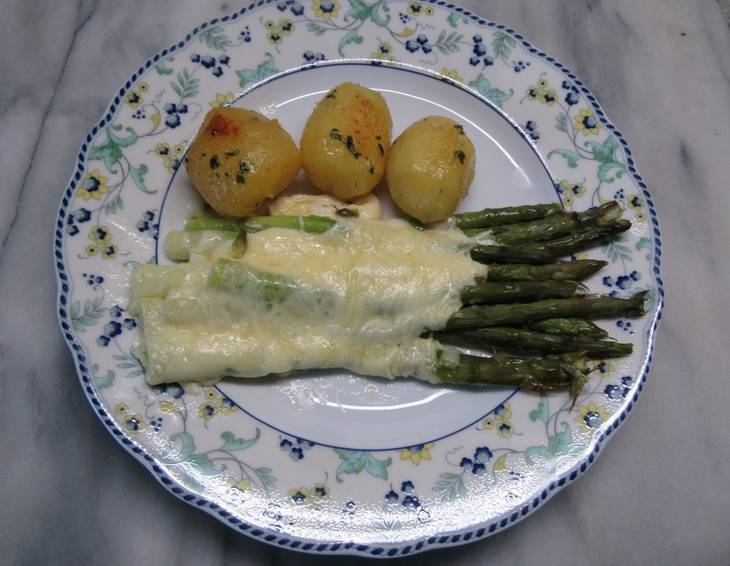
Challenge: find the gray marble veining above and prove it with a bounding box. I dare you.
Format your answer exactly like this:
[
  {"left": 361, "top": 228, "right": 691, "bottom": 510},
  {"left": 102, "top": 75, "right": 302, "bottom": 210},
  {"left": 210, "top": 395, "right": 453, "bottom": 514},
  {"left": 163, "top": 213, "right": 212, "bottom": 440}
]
[{"left": 1, "top": 1, "right": 729, "bottom": 564}]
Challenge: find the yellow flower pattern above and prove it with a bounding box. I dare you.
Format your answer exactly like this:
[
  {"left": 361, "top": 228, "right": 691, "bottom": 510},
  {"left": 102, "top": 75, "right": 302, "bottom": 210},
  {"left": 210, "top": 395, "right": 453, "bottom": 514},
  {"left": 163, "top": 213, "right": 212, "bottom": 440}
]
[
  {"left": 264, "top": 18, "right": 295, "bottom": 44},
  {"left": 198, "top": 402, "right": 217, "bottom": 420},
  {"left": 124, "top": 81, "right": 149, "bottom": 108},
  {"left": 399, "top": 443, "right": 434, "bottom": 465},
  {"left": 440, "top": 68, "right": 464, "bottom": 84},
  {"left": 289, "top": 482, "right": 330, "bottom": 504},
  {"left": 84, "top": 225, "right": 117, "bottom": 259},
  {"left": 158, "top": 400, "right": 180, "bottom": 414},
  {"left": 576, "top": 402, "right": 609, "bottom": 431},
  {"left": 407, "top": 1, "right": 432, "bottom": 16},
  {"left": 370, "top": 40, "right": 395, "bottom": 61},
  {"left": 77, "top": 170, "right": 108, "bottom": 201},
  {"left": 197, "top": 388, "right": 238, "bottom": 420},
  {"left": 231, "top": 478, "right": 251, "bottom": 493},
  {"left": 312, "top": 0, "right": 340, "bottom": 21},
  {"left": 526, "top": 77, "right": 558, "bottom": 105},
  {"left": 481, "top": 402, "right": 514, "bottom": 438},
  {"left": 153, "top": 142, "right": 184, "bottom": 172},
  {"left": 289, "top": 486, "right": 310, "bottom": 503},
  {"left": 558, "top": 179, "right": 587, "bottom": 198},
  {"left": 210, "top": 92, "right": 235, "bottom": 109},
  {"left": 575, "top": 108, "right": 600, "bottom": 135},
  {"left": 115, "top": 401, "right": 146, "bottom": 434}
]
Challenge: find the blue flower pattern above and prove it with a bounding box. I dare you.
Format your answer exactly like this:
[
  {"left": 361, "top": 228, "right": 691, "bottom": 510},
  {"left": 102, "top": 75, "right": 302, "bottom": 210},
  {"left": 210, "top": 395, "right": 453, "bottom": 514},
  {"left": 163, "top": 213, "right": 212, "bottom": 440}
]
[
  {"left": 384, "top": 480, "right": 423, "bottom": 510},
  {"left": 280, "top": 436, "right": 314, "bottom": 461}
]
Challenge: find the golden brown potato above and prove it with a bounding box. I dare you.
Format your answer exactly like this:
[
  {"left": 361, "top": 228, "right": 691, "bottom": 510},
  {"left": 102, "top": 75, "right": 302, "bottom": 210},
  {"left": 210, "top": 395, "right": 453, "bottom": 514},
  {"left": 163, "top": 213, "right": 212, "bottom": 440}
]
[
  {"left": 386, "top": 116, "right": 475, "bottom": 223},
  {"left": 300, "top": 82, "right": 392, "bottom": 200},
  {"left": 185, "top": 107, "right": 301, "bottom": 217}
]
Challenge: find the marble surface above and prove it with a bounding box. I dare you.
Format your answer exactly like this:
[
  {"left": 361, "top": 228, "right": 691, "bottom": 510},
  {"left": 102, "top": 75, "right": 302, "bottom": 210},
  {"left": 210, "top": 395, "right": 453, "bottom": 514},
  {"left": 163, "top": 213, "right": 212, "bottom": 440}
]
[{"left": 1, "top": 1, "right": 729, "bottom": 564}]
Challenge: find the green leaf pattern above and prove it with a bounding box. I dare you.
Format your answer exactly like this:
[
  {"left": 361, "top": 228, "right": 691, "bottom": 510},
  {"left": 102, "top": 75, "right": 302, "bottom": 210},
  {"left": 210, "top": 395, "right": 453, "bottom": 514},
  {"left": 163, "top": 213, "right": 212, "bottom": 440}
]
[
  {"left": 236, "top": 53, "right": 279, "bottom": 88},
  {"left": 70, "top": 296, "right": 105, "bottom": 332},
  {"left": 334, "top": 449, "right": 392, "bottom": 482},
  {"left": 468, "top": 74, "right": 514, "bottom": 108},
  {"left": 199, "top": 25, "right": 233, "bottom": 51}
]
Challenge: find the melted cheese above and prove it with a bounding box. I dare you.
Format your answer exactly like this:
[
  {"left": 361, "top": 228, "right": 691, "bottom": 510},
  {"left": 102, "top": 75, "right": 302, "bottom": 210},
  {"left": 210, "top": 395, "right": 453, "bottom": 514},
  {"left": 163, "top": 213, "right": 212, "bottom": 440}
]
[{"left": 131, "top": 219, "right": 485, "bottom": 385}]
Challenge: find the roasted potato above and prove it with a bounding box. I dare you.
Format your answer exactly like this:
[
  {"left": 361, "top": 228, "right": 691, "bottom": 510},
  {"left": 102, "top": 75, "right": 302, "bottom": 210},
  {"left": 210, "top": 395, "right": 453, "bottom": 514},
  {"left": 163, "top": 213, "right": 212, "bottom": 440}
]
[
  {"left": 185, "top": 107, "right": 301, "bottom": 217},
  {"left": 300, "top": 82, "right": 392, "bottom": 200},
  {"left": 386, "top": 116, "right": 475, "bottom": 223}
]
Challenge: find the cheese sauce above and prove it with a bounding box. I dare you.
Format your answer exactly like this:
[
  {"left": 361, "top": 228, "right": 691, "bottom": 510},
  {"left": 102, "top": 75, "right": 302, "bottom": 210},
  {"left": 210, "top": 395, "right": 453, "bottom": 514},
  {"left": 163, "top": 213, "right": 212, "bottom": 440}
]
[{"left": 131, "top": 219, "right": 485, "bottom": 385}]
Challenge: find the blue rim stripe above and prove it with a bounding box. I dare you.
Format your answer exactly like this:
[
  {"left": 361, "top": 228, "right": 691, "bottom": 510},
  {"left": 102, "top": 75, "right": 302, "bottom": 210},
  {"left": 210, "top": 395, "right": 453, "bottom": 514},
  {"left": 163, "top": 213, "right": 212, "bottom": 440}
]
[{"left": 54, "top": 0, "right": 664, "bottom": 557}]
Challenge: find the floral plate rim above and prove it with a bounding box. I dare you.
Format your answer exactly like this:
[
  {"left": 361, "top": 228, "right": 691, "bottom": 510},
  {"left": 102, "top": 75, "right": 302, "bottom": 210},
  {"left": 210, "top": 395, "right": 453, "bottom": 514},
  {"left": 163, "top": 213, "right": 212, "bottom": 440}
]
[{"left": 54, "top": 0, "right": 665, "bottom": 557}]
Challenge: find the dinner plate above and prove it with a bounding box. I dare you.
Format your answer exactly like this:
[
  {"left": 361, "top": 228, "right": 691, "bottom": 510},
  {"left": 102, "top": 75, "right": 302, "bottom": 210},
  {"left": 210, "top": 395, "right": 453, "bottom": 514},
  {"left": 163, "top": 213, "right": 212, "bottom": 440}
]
[{"left": 55, "top": 0, "right": 663, "bottom": 557}]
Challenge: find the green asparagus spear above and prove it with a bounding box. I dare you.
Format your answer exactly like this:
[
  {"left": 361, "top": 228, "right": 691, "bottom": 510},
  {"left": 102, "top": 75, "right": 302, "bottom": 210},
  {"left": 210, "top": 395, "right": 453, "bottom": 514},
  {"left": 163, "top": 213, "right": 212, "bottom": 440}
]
[
  {"left": 472, "top": 201, "right": 624, "bottom": 246},
  {"left": 185, "top": 218, "right": 240, "bottom": 232},
  {"left": 446, "top": 291, "right": 648, "bottom": 329},
  {"left": 243, "top": 215, "right": 338, "bottom": 234},
  {"left": 209, "top": 258, "right": 299, "bottom": 304},
  {"left": 476, "top": 213, "right": 586, "bottom": 245},
  {"left": 484, "top": 260, "right": 607, "bottom": 282},
  {"left": 519, "top": 219, "right": 632, "bottom": 257},
  {"left": 454, "top": 203, "right": 562, "bottom": 230},
  {"left": 209, "top": 258, "right": 339, "bottom": 311},
  {"left": 435, "top": 351, "right": 588, "bottom": 392},
  {"left": 460, "top": 280, "right": 580, "bottom": 305},
  {"left": 437, "top": 327, "right": 632, "bottom": 358},
  {"left": 527, "top": 318, "right": 609, "bottom": 339},
  {"left": 575, "top": 201, "right": 622, "bottom": 225},
  {"left": 470, "top": 244, "right": 557, "bottom": 265}
]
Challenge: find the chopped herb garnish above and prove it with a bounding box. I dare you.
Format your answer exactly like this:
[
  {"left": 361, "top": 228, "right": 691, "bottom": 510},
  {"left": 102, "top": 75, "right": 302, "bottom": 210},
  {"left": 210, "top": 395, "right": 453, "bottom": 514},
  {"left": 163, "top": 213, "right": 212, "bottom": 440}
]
[
  {"left": 408, "top": 217, "right": 426, "bottom": 231},
  {"left": 345, "top": 135, "right": 361, "bottom": 158},
  {"left": 375, "top": 135, "right": 382, "bottom": 140},
  {"left": 330, "top": 129, "right": 361, "bottom": 158},
  {"left": 454, "top": 124, "right": 465, "bottom": 135},
  {"left": 224, "top": 149, "right": 240, "bottom": 158},
  {"left": 326, "top": 89, "right": 337, "bottom": 99},
  {"left": 335, "top": 207, "right": 359, "bottom": 217},
  {"left": 236, "top": 173, "right": 245, "bottom": 184},
  {"left": 377, "top": 143, "right": 384, "bottom": 156},
  {"left": 454, "top": 150, "right": 466, "bottom": 164},
  {"left": 231, "top": 229, "right": 247, "bottom": 258},
  {"left": 209, "top": 155, "right": 220, "bottom": 170},
  {"left": 239, "top": 161, "right": 251, "bottom": 173},
  {"left": 368, "top": 166, "right": 374, "bottom": 174}
]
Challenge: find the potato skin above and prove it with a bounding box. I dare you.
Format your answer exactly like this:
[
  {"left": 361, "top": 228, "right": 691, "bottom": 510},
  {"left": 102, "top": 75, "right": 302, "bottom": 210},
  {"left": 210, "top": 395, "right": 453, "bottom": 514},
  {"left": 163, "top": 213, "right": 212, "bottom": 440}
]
[
  {"left": 386, "top": 116, "right": 475, "bottom": 223},
  {"left": 300, "top": 82, "right": 392, "bottom": 200},
  {"left": 185, "top": 107, "right": 301, "bottom": 217}
]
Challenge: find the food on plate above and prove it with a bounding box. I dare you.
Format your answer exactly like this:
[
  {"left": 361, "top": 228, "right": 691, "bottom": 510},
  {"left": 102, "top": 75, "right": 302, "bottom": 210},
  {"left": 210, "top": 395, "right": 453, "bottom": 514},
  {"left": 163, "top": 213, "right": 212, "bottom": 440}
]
[
  {"left": 300, "top": 82, "right": 392, "bottom": 199},
  {"left": 132, "top": 216, "right": 485, "bottom": 385},
  {"left": 386, "top": 116, "right": 475, "bottom": 223},
  {"left": 130, "top": 199, "right": 646, "bottom": 397},
  {"left": 185, "top": 107, "right": 301, "bottom": 217},
  {"left": 269, "top": 192, "right": 382, "bottom": 219}
]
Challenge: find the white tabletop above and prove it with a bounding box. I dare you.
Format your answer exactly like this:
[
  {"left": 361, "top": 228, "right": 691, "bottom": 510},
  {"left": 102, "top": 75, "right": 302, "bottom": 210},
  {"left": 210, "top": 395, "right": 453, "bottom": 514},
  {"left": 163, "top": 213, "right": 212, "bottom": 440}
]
[{"left": 1, "top": 1, "right": 729, "bottom": 564}]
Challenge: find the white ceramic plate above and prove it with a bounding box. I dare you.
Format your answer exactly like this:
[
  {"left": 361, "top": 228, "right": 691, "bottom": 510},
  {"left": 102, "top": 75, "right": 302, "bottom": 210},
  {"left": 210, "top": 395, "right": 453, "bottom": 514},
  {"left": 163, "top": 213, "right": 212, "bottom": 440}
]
[{"left": 55, "top": 0, "right": 663, "bottom": 557}]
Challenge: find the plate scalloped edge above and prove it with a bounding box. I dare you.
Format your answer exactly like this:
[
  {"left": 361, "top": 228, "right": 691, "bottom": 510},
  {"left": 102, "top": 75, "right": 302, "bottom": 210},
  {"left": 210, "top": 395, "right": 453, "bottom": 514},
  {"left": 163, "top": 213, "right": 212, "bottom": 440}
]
[{"left": 53, "top": 0, "right": 664, "bottom": 557}]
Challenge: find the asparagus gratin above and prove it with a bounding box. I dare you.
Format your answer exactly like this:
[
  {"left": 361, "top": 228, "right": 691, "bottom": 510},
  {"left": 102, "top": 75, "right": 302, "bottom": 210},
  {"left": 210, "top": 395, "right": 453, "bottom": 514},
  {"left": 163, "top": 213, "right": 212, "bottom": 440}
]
[{"left": 130, "top": 200, "right": 646, "bottom": 395}]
